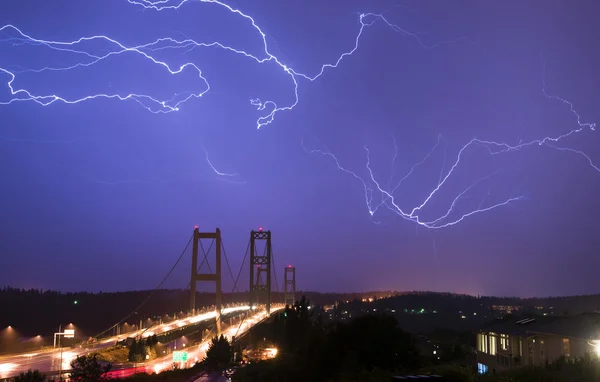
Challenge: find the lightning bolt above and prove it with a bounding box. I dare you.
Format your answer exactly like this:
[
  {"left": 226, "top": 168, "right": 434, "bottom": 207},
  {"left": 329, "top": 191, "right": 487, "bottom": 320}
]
[
  {"left": 0, "top": 1, "right": 467, "bottom": 129},
  {"left": 2, "top": 1, "right": 595, "bottom": 229},
  {"left": 200, "top": 144, "right": 246, "bottom": 184},
  {"left": 303, "top": 72, "right": 596, "bottom": 229}
]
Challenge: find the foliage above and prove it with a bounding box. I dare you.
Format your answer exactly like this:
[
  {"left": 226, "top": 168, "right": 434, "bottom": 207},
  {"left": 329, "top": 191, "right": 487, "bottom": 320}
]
[
  {"left": 128, "top": 339, "right": 146, "bottom": 363},
  {"left": 94, "top": 345, "right": 130, "bottom": 363},
  {"left": 69, "top": 353, "right": 112, "bottom": 381},
  {"left": 233, "top": 296, "right": 420, "bottom": 382},
  {"left": 202, "top": 334, "right": 234, "bottom": 373},
  {"left": 128, "top": 335, "right": 158, "bottom": 362},
  {"left": 11, "top": 369, "right": 46, "bottom": 382}
]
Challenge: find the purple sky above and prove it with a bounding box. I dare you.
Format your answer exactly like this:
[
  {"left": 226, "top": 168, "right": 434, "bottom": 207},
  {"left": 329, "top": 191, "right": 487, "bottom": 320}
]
[{"left": 1, "top": 0, "right": 599, "bottom": 297}]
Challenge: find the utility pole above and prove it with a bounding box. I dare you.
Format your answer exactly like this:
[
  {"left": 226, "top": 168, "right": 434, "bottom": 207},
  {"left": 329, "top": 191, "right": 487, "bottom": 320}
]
[
  {"left": 249, "top": 228, "right": 272, "bottom": 315},
  {"left": 190, "top": 226, "right": 222, "bottom": 334},
  {"left": 284, "top": 265, "right": 296, "bottom": 307},
  {"left": 59, "top": 325, "right": 62, "bottom": 381}
]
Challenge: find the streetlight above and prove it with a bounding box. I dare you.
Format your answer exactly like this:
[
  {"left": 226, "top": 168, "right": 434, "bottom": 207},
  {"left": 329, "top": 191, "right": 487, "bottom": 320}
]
[{"left": 54, "top": 325, "right": 75, "bottom": 381}]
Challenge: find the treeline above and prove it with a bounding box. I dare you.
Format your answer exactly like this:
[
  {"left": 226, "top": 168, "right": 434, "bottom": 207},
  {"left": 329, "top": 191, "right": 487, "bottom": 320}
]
[
  {"left": 4, "top": 286, "right": 599, "bottom": 341},
  {"left": 0, "top": 287, "right": 383, "bottom": 339},
  {"left": 1, "top": 288, "right": 243, "bottom": 339},
  {"left": 233, "top": 298, "right": 422, "bottom": 381}
]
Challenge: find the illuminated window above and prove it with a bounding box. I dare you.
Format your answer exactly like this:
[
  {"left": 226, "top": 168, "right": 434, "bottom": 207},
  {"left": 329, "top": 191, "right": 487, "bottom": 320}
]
[
  {"left": 478, "top": 363, "right": 488, "bottom": 374},
  {"left": 489, "top": 333, "right": 497, "bottom": 356},
  {"left": 563, "top": 338, "right": 570, "bottom": 357},
  {"left": 500, "top": 334, "right": 509, "bottom": 351},
  {"left": 477, "top": 333, "right": 490, "bottom": 353},
  {"left": 481, "top": 333, "right": 489, "bottom": 353}
]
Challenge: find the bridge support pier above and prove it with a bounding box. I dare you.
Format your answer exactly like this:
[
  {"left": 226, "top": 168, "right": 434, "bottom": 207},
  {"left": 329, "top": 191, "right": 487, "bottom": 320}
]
[
  {"left": 190, "top": 226, "right": 222, "bottom": 335},
  {"left": 249, "top": 229, "right": 272, "bottom": 315}
]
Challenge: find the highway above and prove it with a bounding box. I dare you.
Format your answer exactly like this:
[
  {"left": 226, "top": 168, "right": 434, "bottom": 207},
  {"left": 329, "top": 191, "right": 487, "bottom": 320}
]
[
  {"left": 100, "top": 306, "right": 283, "bottom": 380},
  {"left": 138, "top": 306, "right": 282, "bottom": 375},
  {"left": 0, "top": 305, "right": 253, "bottom": 379}
]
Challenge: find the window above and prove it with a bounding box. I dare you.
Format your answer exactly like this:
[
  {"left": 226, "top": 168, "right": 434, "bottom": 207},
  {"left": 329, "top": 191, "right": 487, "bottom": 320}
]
[
  {"left": 563, "top": 338, "right": 570, "bottom": 357},
  {"left": 490, "top": 333, "right": 497, "bottom": 355},
  {"left": 478, "top": 333, "right": 489, "bottom": 353},
  {"left": 500, "top": 334, "right": 509, "bottom": 351},
  {"left": 519, "top": 339, "right": 523, "bottom": 357},
  {"left": 478, "top": 363, "right": 488, "bottom": 374}
]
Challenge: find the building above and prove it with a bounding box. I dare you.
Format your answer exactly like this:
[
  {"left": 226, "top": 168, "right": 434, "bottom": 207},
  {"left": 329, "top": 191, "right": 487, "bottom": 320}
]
[{"left": 476, "top": 313, "right": 600, "bottom": 374}]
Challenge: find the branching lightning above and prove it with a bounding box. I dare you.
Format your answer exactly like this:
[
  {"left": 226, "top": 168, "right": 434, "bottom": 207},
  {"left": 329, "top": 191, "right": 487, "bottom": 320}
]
[
  {"left": 1, "top": 0, "right": 597, "bottom": 229},
  {"left": 0, "top": 0, "right": 467, "bottom": 129},
  {"left": 303, "top": 77, "right": 596, "bottom": 229}
]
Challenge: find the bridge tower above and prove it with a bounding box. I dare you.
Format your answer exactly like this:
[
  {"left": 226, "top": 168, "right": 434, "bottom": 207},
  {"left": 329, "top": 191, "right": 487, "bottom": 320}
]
[
  {"left": 284, "top": 265, "right": 296, "bottom": 307},
  {"left": 190, "top": 226, "right": 222, "bottom": 334},
  {"left": 249, "top": 228, "right": 272, "bottom": 315}
]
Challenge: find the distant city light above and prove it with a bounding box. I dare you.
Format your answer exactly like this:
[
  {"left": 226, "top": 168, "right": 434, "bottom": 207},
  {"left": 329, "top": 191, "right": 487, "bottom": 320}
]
[{"left": 73, "top": 300, "right": 78, "bottom": 305}]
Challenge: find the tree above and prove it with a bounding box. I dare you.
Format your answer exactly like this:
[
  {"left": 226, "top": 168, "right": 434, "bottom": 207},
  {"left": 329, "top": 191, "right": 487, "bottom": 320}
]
[
  {"left": 128, "top": 338, "right": 147, "bottom": 362},
  {"left": 203, "top": 334, "right": 233, "bottom": 373},
  {"left": 329, "top": 314, "right": 420, "bottom": 375},
  {"left": 11, "top": 369, "right": 46, "bottom": 382},
  {"left": 69, "top": 354, "right": 112, "bottom": 381}
]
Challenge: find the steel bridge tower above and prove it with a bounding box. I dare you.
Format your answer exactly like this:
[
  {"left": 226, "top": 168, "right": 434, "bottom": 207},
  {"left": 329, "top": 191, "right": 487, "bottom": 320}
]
[
  {"left": 284, "top": 265, "right": 296, "bottom": 307},
  {"left": 249, "top": 228, "right": 272, "bottom": 315},
  {"left": 190, "top": 226, "right": 222, "bottom": 334}
]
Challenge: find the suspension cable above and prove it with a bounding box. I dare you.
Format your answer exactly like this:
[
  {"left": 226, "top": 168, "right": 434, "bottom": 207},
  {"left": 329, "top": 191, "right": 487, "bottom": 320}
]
[
  {"left": 221, "top": 239, "right": 237, "bottom": 292},
  {"left": 271, "top": 244, "right": 280, "bottom": 293},
  {"left": 232, "top": 239, "right": 250, "bottom": 293},
  {"left": 93, "top": 233, "right": 194, "bottom": 339}
]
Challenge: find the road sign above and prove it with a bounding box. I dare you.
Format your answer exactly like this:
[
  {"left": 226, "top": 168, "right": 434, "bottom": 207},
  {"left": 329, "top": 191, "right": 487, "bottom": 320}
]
[
  {"left": 64, "top": 329, "right": 75, "bottom": 338},
  {"left": 172, "top": 351, "right": 188, "bottom": 362}
]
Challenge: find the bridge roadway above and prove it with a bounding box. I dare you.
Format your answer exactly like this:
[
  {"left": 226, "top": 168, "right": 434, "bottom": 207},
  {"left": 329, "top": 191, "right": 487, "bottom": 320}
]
[
  {"left": 106, "top": 306, "right": 283, "bottom": 379},
  {"left": 0, "top": 304, "right": 280, "bottom": 379}
]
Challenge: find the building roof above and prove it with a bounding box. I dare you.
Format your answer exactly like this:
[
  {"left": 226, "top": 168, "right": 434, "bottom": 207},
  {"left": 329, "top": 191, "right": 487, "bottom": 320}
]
[
  {"left": 480, "top": 313, "right": 600, "bottom": 340},
  {"left": 528, "top": 312, "right": 600, "bottom": 340},
  {"left": 481, "top": 315, "right": 559, "bottom": 336}
]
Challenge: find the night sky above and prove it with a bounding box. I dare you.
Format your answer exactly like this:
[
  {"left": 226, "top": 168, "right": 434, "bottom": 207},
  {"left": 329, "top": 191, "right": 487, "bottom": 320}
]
[{"left": 1, "top": 0, "right": 599, "bottom": 297}]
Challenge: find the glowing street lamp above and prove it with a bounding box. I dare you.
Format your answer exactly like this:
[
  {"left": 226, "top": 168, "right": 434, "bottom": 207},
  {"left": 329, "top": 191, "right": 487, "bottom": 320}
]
[{"left": 54, "top": 325, "right": 75, "bottom": 381}]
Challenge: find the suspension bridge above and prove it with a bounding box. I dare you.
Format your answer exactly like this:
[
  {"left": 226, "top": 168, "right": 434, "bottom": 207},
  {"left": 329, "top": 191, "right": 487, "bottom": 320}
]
[{"left": 0, "top": 227, "right": 298, "bottom": 380}]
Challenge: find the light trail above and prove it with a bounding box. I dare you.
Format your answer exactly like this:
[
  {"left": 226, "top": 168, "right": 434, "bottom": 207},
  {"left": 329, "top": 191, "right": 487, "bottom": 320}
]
[
  {"left": 147, "top": 305, "right": 283, "bottom": 375},
  {"left": 0, "top": 304, "right": 252, "bottom": 379}
]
